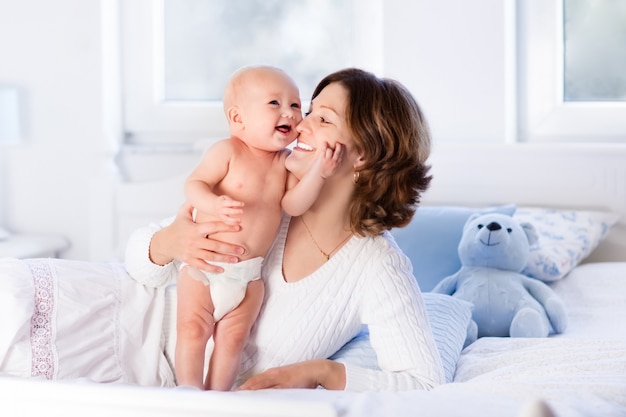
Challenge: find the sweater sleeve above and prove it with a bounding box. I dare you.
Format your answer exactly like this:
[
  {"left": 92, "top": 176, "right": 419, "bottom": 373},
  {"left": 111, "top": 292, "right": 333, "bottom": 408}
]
[
  {"left": 124, "top": 216, "right": 179, "bottom": 288},
  {"left": 344, "top": 247, "right": 445, "bottom": 391}
]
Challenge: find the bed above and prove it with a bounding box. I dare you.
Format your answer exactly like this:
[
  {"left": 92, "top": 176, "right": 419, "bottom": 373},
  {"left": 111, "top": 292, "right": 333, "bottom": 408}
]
[{"left": 2, "top": 143, "right": 626, "bottom": 417}]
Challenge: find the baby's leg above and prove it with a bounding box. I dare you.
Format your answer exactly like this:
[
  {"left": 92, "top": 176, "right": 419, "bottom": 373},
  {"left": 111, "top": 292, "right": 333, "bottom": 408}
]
[
  {"left": 207, "top": 279, "right": 264, "bottom": 390},
  {"left": 175, "top": 266, "right": 216, "bottom": 389}
]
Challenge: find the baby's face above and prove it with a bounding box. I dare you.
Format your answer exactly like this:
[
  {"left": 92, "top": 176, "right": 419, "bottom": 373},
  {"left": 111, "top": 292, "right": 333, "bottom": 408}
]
[{"left": 237, "top": 70, "right": 303, "bottom": 152}]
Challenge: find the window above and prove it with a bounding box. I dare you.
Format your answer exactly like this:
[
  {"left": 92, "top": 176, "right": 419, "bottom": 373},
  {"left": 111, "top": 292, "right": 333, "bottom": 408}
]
[
  {"left": 518, "top": 0, "right": 626, "bottom": 142},
  {"left": 563, "top": 0, "right": 626, "bottom": 102},
  {"left": 121, "top": 0, "right": 382, "bottom": 146}
]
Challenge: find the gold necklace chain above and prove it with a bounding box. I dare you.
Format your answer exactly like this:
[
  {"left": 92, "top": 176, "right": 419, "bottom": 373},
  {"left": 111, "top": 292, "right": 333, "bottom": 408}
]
[{"left": 300, "top": 216, "right": 352, "bottom": 262}]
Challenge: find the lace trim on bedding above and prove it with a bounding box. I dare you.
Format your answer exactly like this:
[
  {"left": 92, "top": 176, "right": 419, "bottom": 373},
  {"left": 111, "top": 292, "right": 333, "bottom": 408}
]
[{"left": 28, "top": 259, "right": 57, "bottom": 379}]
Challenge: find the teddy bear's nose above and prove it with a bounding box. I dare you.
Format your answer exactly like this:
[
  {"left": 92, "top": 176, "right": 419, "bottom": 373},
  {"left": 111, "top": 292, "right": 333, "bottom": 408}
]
[{"left": 486, "top": 222, "right": 502, "bottom": 231}]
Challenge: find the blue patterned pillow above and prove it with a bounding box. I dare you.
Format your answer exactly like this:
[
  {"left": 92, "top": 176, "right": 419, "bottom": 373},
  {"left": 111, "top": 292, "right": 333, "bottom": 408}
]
[
  {"left": 515, "top": 207, "right": 619, "bottom": 282},
  {"left": 329, "top": 293, "right": 473, "bottom": 383}
]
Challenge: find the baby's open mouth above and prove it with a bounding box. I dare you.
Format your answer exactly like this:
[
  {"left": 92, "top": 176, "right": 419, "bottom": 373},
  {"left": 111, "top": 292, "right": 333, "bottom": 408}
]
[{"left": 276, "top": 125, "right": 292, "bottom": 134}]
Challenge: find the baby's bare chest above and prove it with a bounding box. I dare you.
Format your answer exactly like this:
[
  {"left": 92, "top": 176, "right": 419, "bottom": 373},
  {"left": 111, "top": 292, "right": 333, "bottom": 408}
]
[{"left": 218, "top": 156, "right": 287, "bottom": 206}]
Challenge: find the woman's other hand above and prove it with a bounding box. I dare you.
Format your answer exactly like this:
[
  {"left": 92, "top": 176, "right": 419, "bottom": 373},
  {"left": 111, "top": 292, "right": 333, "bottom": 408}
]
[
  {"left": 237, "top": 360, "right": 346, "bottom": 390},
  {"left": 149, "top": 202, "right": 245, "bottom": 272}
]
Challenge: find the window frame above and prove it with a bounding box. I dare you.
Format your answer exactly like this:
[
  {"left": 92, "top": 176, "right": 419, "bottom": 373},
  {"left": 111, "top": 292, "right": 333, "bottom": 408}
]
[
  {"left": 122, "top": 0, "right": 225, "bottom": 145},
  {"left": 517, "top": 0, "right": 626, "bottom": 143},
  {"left": 120, "top": 0, "right": 383, "bottom": 146}
]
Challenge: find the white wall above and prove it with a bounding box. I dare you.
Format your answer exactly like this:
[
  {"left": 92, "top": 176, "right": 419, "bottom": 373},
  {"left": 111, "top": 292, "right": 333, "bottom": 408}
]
[
  {"left": 0, "top": 0, "right": 515, "bottom": 261},
  {"left": 0, "top": 0, "right": 121, "bottom": 260},
  {"left": 384, "top": 0, "right": 516, "bottom": 144}
]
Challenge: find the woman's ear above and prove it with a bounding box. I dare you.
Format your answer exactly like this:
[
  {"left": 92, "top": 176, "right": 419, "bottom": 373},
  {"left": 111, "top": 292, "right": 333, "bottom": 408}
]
[{"left": 353, "top": 154, "right": 366, "bottom": 170}]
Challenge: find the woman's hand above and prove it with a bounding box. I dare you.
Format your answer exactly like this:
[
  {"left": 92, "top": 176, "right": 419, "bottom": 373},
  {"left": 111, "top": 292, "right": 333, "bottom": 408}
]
[
  {"left": 149, "top": 202, "right": 245, "bottom": 273},
  {"left": 237, "top": 360, "right": 346, "bottom": 390}
]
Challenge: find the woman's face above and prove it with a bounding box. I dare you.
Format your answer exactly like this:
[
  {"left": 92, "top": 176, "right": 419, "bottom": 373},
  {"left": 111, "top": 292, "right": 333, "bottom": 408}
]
[{"left": 286, "top": 82, "right": 361, "bottom": 179}]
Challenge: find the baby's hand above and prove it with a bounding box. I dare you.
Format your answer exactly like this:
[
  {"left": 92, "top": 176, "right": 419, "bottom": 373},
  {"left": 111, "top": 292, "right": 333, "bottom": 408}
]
[
  {"left": 214, "top": 195, "right": 244, "bottom": 225},
  {"left": 313, "top": 142, "right": 344, "bottom": 179}
]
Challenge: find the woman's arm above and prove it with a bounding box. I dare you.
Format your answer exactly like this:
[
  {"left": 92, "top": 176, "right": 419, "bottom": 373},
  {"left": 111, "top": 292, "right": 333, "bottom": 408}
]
[
  {"left": 237, "top": 359, "right": 346, "bottom": 390},
  {"left": 125, "top": 203, "right": 245, "bottom": 287},
  {"left": 344, "top": 246, "right": 444, "bottom": 391},
  {"left": 237, "top": 239, "right": 444, "bottom": 392}
]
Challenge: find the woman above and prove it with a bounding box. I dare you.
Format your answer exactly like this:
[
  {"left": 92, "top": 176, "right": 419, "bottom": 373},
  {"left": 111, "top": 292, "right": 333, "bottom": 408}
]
[{"left": 125, "top": 68, "right": 444, "bottom": 391}]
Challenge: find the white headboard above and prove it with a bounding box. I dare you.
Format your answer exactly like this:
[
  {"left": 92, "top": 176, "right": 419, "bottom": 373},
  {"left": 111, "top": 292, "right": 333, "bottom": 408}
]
[
  {"left": 422, "top": 143, "right": 626, "bottom": 262},
  {"left": 110, "top": 143, "right": 626, "bottom": 262},
  {"left": 109, "top": 175, "right": 186, "bottom": 259}
]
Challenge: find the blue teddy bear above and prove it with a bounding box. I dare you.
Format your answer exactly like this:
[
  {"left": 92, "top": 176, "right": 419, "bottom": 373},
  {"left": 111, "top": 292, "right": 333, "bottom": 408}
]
[{"left": 432, "top": 212, "right": 568, "bottom": 346}]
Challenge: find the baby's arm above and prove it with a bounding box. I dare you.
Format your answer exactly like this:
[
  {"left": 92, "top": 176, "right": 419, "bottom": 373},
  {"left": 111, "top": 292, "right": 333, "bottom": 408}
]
[
  {"left": 282, "top": 142, "right": 344, "bottom": 216},
  {"left": 186, "top": 139, "right": 244, "bottom": 225}
]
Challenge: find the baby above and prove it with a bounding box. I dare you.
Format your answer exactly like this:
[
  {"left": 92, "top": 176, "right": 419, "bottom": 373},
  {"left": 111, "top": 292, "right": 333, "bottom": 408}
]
[{"left": 175, "top": 65, "right": 341, "bottom": 390}]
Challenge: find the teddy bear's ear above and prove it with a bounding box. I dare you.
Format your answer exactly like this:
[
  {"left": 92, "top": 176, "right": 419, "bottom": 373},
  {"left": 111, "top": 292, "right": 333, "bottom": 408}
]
[
  {"left": 520, "top": 222, "right": 539, "bottom": 246},
  {"left": 463, "top": 212, "right": 483, "bottom": 234},
  {"left": 466, "top": 212, "right": 483, "bottom": 224}
]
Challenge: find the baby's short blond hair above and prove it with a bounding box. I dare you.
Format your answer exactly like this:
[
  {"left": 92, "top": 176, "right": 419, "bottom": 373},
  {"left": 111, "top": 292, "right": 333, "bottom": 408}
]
[{"left": 222, "top": 65, "right": 290, "bottom": 114}]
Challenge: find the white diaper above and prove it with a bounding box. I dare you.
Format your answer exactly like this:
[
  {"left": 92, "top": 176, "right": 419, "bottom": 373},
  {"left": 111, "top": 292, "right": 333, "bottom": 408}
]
[{"left": 182, "top": 257, "right": 263, "bottom": 322}]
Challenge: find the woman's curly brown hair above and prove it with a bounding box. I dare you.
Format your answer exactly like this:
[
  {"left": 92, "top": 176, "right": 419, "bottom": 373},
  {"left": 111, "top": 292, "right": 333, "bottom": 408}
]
[{"left": 312, "top": 68, "right": 432, "bottom": 236}]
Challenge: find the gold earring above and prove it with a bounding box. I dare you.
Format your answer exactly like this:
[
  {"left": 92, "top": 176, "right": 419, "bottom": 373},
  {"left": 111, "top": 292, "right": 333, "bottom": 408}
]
[{"left": 353, "top": 171, "right": 360, "bottom": 184}]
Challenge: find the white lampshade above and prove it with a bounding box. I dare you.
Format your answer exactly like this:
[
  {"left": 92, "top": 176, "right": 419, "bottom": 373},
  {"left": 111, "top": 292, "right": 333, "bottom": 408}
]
[{"left": 0, "top": 86, "right": 21, "bottom": 146}]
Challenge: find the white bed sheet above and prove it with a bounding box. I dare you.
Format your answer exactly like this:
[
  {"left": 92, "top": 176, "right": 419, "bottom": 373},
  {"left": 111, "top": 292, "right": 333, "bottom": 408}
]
[
  {"left": 2, "top": 262, "right": 626, "bottom": 417},
  {"left": 250, "top": 262, "right": 626, "bottom": 417},
  {"left": 551, "top": 262, "right": 626, "bottom": 341}
]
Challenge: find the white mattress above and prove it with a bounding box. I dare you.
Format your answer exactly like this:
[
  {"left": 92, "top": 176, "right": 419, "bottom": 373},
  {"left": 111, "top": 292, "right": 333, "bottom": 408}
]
[
  {"left": 2, "top": 261, "right": 626, "bottom": 417},
  {"left": 550, "top": 262, "right": 626, "bottom": 340}
]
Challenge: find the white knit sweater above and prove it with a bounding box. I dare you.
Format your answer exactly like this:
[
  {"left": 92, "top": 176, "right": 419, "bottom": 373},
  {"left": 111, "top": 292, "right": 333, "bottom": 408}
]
[{"left": 125, "top": 216, "right": 445, "bottom": 391}]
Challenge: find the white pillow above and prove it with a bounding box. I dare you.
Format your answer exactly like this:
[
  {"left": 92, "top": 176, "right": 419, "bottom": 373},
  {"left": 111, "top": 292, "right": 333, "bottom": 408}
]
[
  {"left": 515, "top": 207, "right": 620, "bottom": 282},
  {"left": 329, "top": 293, "right": 472, "bottom": 383}
]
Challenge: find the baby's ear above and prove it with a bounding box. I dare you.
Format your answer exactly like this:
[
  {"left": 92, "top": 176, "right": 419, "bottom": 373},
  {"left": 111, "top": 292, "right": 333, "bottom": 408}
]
[{"left": 227, "top": 106, "right": 243, "bottom": 126}]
